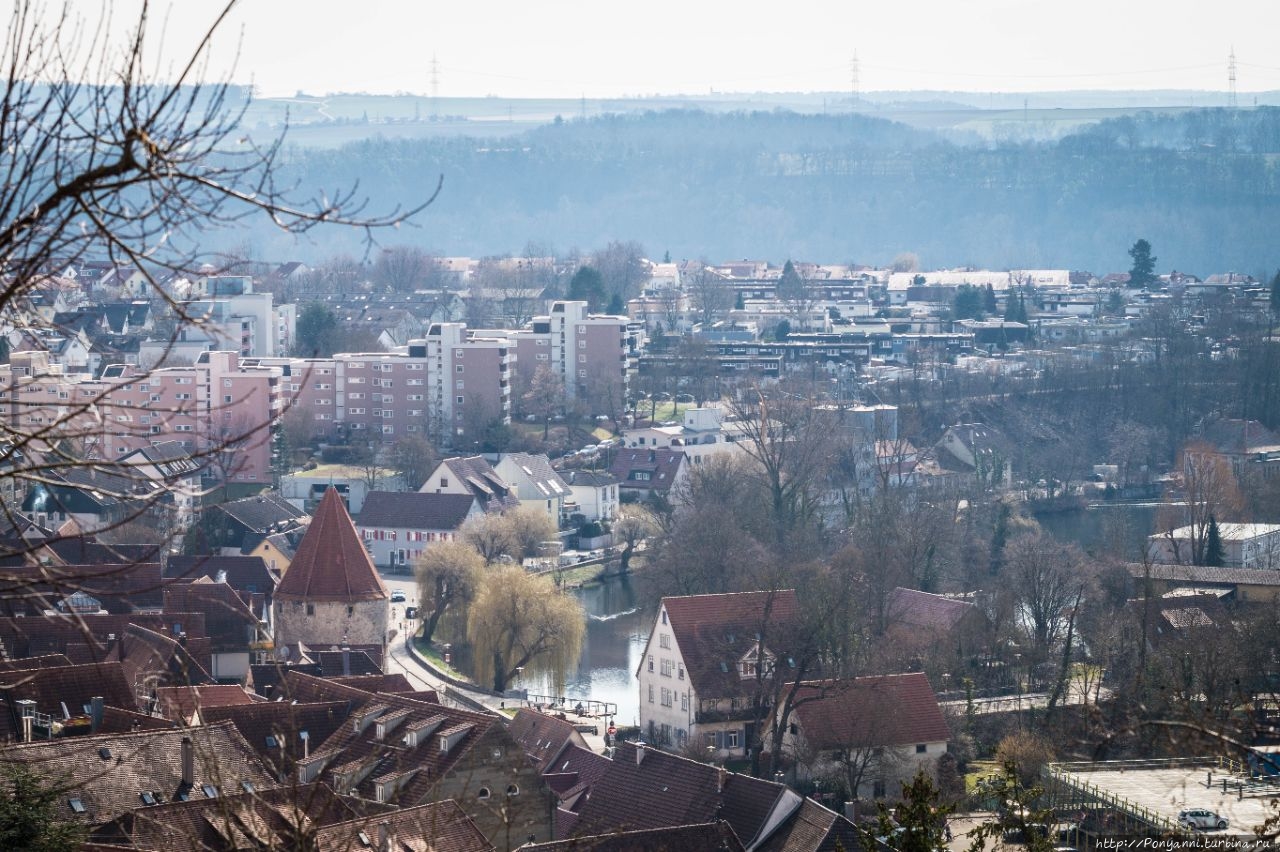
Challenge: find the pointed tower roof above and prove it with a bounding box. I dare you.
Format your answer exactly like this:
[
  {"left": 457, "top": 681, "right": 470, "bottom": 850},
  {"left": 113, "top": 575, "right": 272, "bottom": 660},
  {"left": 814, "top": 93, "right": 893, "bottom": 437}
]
[{"left": 276, "top": 488, "right": 388, "bottom": 602}]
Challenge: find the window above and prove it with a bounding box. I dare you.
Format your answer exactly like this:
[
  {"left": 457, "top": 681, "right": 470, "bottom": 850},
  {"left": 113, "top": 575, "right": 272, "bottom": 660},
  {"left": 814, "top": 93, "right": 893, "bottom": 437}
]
[
  {"left": 661, "top": 610, "right": 667, "bottom": 625},
  {"left": 140, "top": 791, "right": 157, "bottom": 806},
  {"left": 456, "top": 380, "right": 464, "bottom": 390},
  {"left": 678, "top": 663, "right": 685, "bottom": 680},
  {"left": 477, "top": 787, "right": 491, "bottom": 800},
  {"left": 681, "top": 692, "right": 689, "bottom": 711},
  {"left": 726, "top": 730, "right": 739, "bottom": 749},
  {"left": 579, "top": 340, "right": 587, "bottom": 348},
  {"left": 706, "top": 732, "right": 716, "bottom": 750},
  {"left": 241, "top": 782, "right": 255, "bottom": 793},
  {"left": 660, "top": 659, "right": 673, "bottom": 677},
  {"left": 506, "top": 784, "right": 519, "bottom": 796},
  {"left": 740, "top": 660, "right": 757, "bottom": 678},
  {"left": 457, "top": 396, "right": 465, "bottom": 404},
  {"left": 916, "top": 743, "right": 928, "bottom": 754},
  {"left": 306, "top": 604, "right": 315, "bottom": 616},
  {"left": 68, "top": 798, "right": 85, "bottom": 813},
  {"left": 648, "top": 684, "right": 654, "bottom": 703},
  {"left": 659, "top": 634, "right": 670, "bottom": 649},
  {"left": 456, "top": 364, "right": 464, "bottom": 373},
  {"left": 661, "top": 688, "right": 672, "bottom": 706},
  {"left": 647, "top": 656, "right": 654, "bottom": 672},
  {"left": 347, "top": 605, "right": 354, "bottom": 616}
]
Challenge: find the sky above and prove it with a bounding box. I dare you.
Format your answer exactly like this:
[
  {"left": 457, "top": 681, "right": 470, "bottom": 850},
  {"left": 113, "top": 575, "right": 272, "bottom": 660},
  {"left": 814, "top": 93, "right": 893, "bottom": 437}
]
[{"left": 52, "top": 0, "right": 1280, "bottom": 98}]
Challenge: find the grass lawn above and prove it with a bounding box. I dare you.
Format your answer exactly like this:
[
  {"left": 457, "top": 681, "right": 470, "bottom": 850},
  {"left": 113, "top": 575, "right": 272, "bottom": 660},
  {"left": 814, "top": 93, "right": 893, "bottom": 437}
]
[
  {"left": 413, "top": 637, "right": 469, "bottom": 682},
  {"left": 965, "top": 760, "right": 1001, "bottom": 794}
]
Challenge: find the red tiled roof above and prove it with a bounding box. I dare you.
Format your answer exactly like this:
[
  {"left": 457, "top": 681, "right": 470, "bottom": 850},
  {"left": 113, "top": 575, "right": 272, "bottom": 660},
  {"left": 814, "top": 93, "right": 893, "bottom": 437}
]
[
  {"left": 276, "top": 488, "right": 387, "bottom": 602},
  {"left": 508, "top": 708, "right": 590, "bottom": 774},
  {"left": 789, "top": 673, "right": 950, "bottom": 751},
  {"left": 0, "top": 660, "right": 136, "bottom": 739},
  {"left": 154, "top": 684, "right": 255, "bottom": 721},
  {"left": 886, "top": 587, "right": 976, "bottom": 634},
  {"left": 568, "top": 742, "right": 789, "bottom": 843},
  {"left": 655, "top": 590, "right": 800, "bottom": 698}
]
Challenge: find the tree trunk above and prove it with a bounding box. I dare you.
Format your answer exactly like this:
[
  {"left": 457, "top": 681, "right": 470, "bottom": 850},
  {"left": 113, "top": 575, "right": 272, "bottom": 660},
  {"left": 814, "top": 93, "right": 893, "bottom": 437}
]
[
  {"left": 493, "top": 650, "right": 507, "bottom": 693},
  {"left": 619, "top": 544, "right": 634, "bottom": 573}
]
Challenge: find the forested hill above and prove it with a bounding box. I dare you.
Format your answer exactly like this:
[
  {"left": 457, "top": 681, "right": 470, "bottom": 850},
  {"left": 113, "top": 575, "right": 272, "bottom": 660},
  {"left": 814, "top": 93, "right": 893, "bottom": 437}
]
[{"left": 262, "top": 108, "right": 1280, "bottom": 274}]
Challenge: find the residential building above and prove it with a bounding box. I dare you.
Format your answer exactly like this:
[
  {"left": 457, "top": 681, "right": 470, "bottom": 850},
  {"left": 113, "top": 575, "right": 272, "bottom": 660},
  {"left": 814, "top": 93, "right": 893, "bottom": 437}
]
[
  {"left": 781, "top": 672, "right": 950, "bottom": 800},
  {"left": 272, "top": 487, "right": 389, "bottom": 651},
  {"left": 1148, "top": 523, "right": 1280, "bottom": 571},
  {"left": 561, "top": 469, "right": 620, "bottom": 523},
  {"left": 493, "top": 452, "right": 571, "bottom": 525},
  {"left": 357, "top": 491, "right": 481, "bottom": 572},
  {"left": 419, "top": 456, "right": 521, "bottom": 514},
  {"left": 637, "top": 590, "right": 799, "bottom": 758},
  {"left": 609, "top": 448, "right": 689, "bottom": 503},
  {"left": 512, "top": 300, "right": 630, "bottom": 414}
]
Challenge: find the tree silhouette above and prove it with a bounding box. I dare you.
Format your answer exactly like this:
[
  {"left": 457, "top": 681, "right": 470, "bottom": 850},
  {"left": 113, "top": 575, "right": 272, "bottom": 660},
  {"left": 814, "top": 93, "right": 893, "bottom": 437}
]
[{"left": 1127, "top": 239, "right": 1158, "bottom": 289}]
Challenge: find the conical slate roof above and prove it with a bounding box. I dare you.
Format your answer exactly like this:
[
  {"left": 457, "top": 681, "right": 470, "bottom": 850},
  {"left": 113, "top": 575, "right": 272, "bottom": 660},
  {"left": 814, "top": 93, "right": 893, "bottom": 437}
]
[{"left": 275, "top": 488, "right": 388, "bottom": 602}]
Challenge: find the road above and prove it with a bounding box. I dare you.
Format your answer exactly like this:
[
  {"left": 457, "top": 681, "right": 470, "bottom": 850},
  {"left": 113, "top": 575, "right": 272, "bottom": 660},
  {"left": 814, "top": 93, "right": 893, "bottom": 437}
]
[{"left": 941, "top": 680, "right": 1111, "bottom": 716}]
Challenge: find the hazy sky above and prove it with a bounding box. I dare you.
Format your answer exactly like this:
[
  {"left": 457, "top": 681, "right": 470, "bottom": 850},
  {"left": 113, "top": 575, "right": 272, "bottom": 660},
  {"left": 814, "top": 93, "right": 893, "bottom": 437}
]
[{"left": 63, "top": 1, "right": 1280, "bottom": 98}]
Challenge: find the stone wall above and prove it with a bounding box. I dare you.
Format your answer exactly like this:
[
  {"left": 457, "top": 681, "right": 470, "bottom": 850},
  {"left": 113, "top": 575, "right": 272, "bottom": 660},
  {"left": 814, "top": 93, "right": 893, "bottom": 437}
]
[{"left": 273, "top": 598, "right": 388, "bottom": 649}]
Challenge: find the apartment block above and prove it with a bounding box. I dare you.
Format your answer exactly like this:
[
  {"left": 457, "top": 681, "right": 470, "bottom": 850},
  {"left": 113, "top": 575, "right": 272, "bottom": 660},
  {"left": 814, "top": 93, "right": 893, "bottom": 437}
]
[{"left": 511, "top": 300, "right": 630, "bottom": 414}]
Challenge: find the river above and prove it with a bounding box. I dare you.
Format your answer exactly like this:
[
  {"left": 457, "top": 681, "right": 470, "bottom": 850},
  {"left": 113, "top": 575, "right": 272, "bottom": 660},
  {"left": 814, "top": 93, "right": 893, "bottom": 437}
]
[{"left": 523, "top": 571, "right": 656, "bottom": 728}]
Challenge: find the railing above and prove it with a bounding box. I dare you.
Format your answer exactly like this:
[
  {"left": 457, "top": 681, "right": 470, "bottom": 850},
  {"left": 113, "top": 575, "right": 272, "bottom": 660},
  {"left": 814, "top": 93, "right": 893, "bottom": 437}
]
[{"left": 1046, "top": 761, "right": 1206, "bottom": 836}]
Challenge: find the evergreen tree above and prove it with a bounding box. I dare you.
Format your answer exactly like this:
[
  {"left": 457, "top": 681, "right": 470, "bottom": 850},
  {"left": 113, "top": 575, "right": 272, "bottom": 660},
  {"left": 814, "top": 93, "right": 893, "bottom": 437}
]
[
  {"left": 1003, "top": 288, "right": 1019, "bottom": 322},
  {"left": 734, "top": 291, "right": 745, "bottom": 310},
  {"left": 952, "top": 284, "right": 984, "bottom": 321},
  {"left": 1127, "top": 238, "right": 1157, "bottom": 289},
  {"left": 567, "top": 265, "right": 607, "bottom": 311},
  {"left": 777, "top": 259, "right": 806, "bottom": 302},
  {"left": 1270, "top": 269, "right": 1280, "bottom": 316},
  {"left": 0, "top": 764, "right": 87, "bottom": 852},
  {"left": 983, "top": 283, "right": 998, "bottom": 314},
  {"left": 1204, "top": 515, "right": 1226, "bottom": 567},
  {"left": 606, "top": 292, "right": 624, "bottom": 315},
  {"left": 294, "top": 302, "right": 339, "bottom": 357}
]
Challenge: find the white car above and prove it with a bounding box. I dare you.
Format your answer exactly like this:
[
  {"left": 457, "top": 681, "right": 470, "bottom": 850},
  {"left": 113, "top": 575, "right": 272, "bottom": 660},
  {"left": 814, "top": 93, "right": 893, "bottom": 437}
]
[{"left": 1178, "top": 809, "right": 1227, "bottom": 830}]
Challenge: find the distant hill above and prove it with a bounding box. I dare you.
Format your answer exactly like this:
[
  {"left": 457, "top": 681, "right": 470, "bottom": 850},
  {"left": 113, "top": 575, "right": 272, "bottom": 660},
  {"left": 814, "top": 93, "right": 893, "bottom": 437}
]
[{"left": 236, "top": 107, "right": 1280, "bottom": 276}]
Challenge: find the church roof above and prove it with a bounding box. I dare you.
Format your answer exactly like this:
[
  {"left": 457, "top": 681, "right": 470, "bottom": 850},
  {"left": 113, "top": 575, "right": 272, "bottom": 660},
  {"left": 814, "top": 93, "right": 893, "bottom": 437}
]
[{"left": 275, "top": 488, "right": 387, "bottom": 602}]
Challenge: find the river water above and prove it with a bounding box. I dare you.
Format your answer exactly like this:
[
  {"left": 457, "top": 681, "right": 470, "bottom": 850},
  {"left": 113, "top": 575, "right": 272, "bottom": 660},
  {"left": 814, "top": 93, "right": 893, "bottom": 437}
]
[{"left": 523, "top": 571, "right": 656, "bottom": 728}]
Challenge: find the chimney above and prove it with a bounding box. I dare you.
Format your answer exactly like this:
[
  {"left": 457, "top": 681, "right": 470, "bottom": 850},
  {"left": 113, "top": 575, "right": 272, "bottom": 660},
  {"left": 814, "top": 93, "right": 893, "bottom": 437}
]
[
  {"left": 635, "top": 744, "right": 645, "bottom": 766},
  {"left": 844, "top": 801, "right": 857, "bottom": 823},
  {"left": 377, "top": 820, "right": 392, "bottom": 852},
  {"left": 181, "top": 736, "right": 195, "bottom": 787},
  {"left": 717, "top": 767, "right": 727, "bottom": 793},
  {"left": 89, "top": 696, "right": 104, "bottom": 734},
  {"left": 342, "top": 648, "right": 351, "bottom": 677}
]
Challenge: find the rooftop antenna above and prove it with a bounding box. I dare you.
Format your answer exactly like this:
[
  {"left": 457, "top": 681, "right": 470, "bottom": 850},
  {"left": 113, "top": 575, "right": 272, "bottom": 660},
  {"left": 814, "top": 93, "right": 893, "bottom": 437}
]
[
  {"left": 1228, "top": 47, "right": 1238, "bottom": 109},
  {"left": 430, "top": 54, "right": 440, "bottom": 120}
]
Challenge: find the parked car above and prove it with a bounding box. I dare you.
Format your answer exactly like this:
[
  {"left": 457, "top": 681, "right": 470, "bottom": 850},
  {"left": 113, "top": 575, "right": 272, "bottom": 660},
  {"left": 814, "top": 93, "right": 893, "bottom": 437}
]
[
  {"left": 1178, "top": 809, "right": 1227, "bottom": 830},
  {"left": 390, "top": 589, "right": 407, "bottom": 603}
]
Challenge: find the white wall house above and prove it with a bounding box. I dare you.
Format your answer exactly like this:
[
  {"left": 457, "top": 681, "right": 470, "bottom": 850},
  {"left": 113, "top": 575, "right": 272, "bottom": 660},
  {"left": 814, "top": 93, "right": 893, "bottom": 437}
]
[{"left": 637, "top": 590, "right": 799, "bottom": 759}]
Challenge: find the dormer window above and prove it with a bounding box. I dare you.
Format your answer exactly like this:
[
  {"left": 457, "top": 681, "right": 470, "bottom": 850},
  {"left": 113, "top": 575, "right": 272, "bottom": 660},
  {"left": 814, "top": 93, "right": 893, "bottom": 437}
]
[{"left": 740, "top": 660, "right": 758, "bottom": 678}]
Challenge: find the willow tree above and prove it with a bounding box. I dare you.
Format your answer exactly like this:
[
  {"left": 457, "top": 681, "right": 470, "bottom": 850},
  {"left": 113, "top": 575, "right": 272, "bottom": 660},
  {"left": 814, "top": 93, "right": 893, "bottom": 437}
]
[{"left": 467, "top": 565, "right": 585, "bottom": 694}]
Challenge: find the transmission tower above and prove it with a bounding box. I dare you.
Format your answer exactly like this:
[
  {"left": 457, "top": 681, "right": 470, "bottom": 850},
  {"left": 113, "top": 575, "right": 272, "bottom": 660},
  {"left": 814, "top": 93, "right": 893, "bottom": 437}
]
[
  {"left": 1228, "top": 47, "right": 1237, "bottom": 108},
  {"left": 430, "top": 54, "right": 440, "bottom": 120},
  {"left": 850, "top": 50, "right": 860, "bottom": 106}
]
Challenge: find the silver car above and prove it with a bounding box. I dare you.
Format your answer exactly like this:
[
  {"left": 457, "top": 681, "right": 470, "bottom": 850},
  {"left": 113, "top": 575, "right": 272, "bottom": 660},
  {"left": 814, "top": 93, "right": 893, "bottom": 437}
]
[{"left": 1178, "top": 809, "right": 1227, "bottom": 830}]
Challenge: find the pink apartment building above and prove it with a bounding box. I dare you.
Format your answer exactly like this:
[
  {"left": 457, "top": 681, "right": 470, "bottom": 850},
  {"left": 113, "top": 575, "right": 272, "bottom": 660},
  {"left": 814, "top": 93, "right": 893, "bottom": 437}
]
[{"left": 511, "top": 300, "right": 630, "bottom": 415}]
